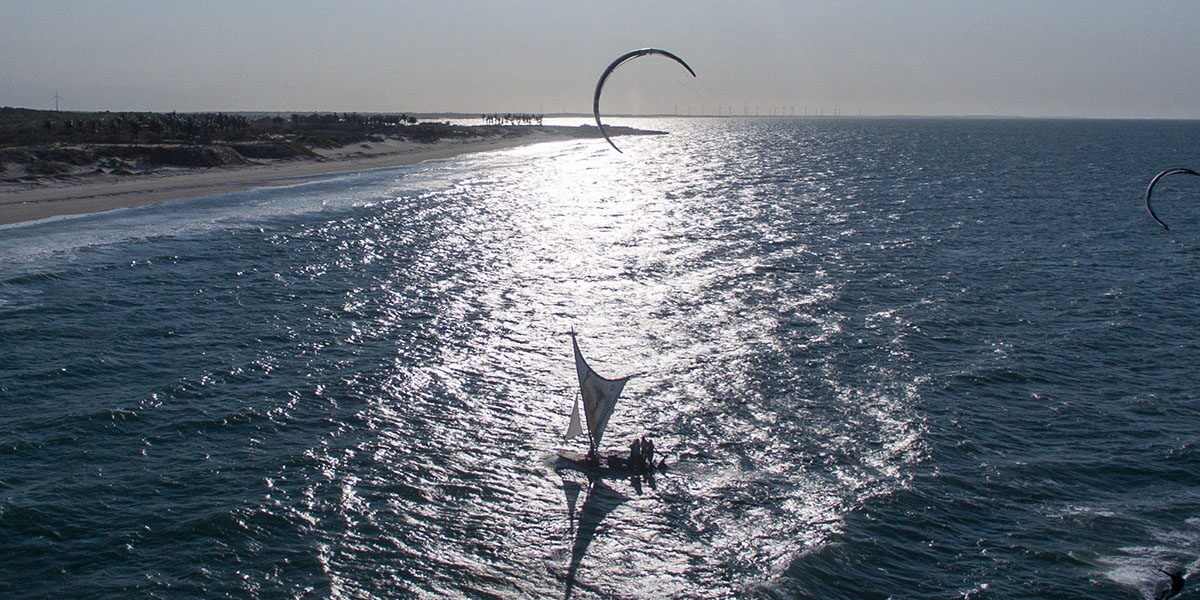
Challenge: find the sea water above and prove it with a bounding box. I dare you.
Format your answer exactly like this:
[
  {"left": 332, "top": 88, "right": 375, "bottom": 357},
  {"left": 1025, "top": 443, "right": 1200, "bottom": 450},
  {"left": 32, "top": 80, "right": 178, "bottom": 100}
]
[{"left": 3, "top": 118, "right": 1200, "bottom": 598}]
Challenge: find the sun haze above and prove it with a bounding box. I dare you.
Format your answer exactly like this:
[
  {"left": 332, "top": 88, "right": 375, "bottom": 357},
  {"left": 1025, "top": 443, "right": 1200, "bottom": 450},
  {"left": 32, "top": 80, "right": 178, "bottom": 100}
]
[{"left": 2, "top": 1, "right": 1199, "bottom": 117}]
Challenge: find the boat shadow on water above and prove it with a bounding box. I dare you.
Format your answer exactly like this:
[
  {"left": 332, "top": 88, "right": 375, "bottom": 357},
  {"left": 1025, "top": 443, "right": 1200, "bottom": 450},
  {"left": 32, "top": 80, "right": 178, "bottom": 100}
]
[{"left": 558, "top": 472, "right": 645, "bottom": 600}]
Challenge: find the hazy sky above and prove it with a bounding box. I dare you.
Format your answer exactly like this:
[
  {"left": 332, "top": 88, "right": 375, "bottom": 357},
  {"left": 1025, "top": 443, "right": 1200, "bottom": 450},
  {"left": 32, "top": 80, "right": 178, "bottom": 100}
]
[{"left": 3, "top": 1, "right": 1200, "bottom": 118}]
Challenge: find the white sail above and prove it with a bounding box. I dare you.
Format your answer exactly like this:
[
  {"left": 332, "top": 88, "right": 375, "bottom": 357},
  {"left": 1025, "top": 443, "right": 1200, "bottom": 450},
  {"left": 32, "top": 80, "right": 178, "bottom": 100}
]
[
  {"left": 572, "top": 332, "right": 630, "bottom": 449},
  {"left": 564, "top": 392, "right": 584, "bottom": 439}
]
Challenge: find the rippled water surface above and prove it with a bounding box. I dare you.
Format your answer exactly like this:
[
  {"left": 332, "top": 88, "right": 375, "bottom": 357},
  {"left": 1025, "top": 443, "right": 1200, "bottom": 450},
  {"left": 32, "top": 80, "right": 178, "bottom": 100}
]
[{"left": 4, "top": 118, "right": 1200, "bottom": 598}]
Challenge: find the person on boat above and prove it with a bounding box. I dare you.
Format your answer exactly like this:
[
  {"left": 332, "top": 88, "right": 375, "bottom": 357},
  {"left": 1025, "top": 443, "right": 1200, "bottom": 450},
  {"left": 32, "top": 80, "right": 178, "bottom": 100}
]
[
  {"left": 628, "top": 437, "right": 642, "bottom": 466},
  {"left": 642, "top": 436, "right": 655, "bottom": 469}
]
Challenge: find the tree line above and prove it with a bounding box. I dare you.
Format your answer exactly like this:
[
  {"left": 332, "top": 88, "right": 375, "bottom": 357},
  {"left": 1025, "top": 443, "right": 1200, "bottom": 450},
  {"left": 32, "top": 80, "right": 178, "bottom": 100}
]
[
  {"left": 291, "top": 113, "right": 418, "bottom": 126},
  {"left": 34, "top": 112, "right": 255, "bottom": 144},
  {"left": 481, "top": 113, "right": 543, "bottom": 126}
]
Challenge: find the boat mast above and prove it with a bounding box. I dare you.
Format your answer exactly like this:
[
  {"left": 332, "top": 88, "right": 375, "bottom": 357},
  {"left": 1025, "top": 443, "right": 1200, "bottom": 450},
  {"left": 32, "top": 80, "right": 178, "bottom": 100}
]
[
  {"left": 575, "top": 386, "right": 598, "bottom": 455},
  {"left": 582, "top": 386, "right": 598, "bottom": 455}
]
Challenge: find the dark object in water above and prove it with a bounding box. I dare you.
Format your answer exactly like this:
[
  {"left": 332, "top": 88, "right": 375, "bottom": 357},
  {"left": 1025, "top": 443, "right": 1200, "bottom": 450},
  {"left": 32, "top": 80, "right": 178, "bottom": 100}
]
[
  {"left": 593, "top": 48, "right": 696, "bottom": 153},
  {"left": 1145, "top": 167, "right": 1200, "bottom": 231},
  {"left": 1156, "top": 568, "right": 1185, "bottom": 600}
]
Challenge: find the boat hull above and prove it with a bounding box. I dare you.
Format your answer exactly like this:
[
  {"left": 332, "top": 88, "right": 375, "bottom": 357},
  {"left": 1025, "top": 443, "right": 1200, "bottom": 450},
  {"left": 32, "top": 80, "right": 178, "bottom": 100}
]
[{"left": 556, "top": 449, "right": 666, "bottom": 475}]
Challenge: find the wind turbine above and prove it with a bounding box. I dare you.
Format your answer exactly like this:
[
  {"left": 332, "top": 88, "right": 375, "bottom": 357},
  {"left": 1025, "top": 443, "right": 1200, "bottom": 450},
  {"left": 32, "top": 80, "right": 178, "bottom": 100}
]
[{"left": 52, "top": 90, "right": 63, "bottom": 112}]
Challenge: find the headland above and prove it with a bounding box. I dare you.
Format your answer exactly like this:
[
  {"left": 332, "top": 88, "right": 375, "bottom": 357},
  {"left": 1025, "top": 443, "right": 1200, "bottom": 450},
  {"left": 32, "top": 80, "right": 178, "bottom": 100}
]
[{"left": 0, "top": 109, "right": 657, "bottom": 225}]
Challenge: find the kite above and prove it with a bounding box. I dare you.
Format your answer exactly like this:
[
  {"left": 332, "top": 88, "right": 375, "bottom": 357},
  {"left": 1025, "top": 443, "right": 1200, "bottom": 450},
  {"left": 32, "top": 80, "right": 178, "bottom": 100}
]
[
  {"left": 593, "top": 48, "right": 696, "bottom": 153},
  {"left": 1146, "top": 168, "right": 1200, "bottom": 230}
]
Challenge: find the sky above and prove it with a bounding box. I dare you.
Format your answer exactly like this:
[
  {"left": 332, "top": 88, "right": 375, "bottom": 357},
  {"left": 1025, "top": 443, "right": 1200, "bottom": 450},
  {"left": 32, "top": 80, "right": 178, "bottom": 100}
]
[{"left": 2, "top": 1, "right": 1200, "bottom": 118}]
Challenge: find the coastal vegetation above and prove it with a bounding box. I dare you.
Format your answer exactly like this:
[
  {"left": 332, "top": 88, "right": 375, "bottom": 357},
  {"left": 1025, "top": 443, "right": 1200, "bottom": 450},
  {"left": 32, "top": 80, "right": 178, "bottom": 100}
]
[
  {"left": 0, "top": 107, "right": 546, "bottom": 180},
  {"left": 480, "top": 113, "right": 543, "bottom": 125}
]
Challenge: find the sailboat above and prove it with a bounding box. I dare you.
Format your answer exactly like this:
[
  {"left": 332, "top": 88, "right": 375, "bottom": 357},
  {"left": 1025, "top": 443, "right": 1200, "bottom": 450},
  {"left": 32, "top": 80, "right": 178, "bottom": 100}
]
[{"left": 556, "top": 331, "right": 665, "bottom": 474}]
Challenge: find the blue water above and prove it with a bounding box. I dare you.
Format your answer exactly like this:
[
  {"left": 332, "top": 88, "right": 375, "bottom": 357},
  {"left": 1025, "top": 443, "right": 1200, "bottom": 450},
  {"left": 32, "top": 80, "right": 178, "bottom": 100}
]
[{"left": 3, "top": 118, "right": 1200, "bottom": 598}]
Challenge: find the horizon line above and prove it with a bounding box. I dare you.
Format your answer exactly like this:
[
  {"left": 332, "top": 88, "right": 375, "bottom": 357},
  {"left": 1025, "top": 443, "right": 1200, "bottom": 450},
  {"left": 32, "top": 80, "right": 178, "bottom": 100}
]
[{"left": 5, "top": 105, "right": 1200, "bottom": 122}]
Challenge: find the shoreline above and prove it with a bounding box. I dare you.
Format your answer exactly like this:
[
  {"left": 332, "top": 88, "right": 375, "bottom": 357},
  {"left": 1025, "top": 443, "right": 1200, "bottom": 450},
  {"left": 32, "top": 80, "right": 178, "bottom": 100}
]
[{"left": 0, "top": 125, "right": 651, "bottom": 226}]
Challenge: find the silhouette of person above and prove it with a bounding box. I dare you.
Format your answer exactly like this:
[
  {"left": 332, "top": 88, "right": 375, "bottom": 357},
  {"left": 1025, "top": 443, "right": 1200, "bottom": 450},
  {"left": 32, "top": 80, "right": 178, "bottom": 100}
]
[
  {"left": 628, "top": 437, "right": 642, "bottom": 466},
  {"left": 642, "top": 436, "right": 655, "bottom": 469}
]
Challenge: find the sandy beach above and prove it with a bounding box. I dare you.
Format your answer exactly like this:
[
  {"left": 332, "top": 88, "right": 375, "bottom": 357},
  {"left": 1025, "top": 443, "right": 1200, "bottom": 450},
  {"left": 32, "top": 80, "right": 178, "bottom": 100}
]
[{"left": 0, "top": 125, "right": 645, "bottom": 226}]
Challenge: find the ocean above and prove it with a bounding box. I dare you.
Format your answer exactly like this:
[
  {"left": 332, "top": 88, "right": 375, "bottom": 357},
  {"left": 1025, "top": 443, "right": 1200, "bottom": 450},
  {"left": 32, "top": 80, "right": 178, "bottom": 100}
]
[{"left": 2, "top": 117, "right": 1200, "bottom": 598}]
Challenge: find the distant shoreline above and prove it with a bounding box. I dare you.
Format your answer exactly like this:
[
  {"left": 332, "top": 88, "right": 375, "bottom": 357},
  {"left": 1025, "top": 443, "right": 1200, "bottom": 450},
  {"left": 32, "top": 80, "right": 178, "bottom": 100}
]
[{"left": 0, "top": 125, "right": 656, "bottom": 226}]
